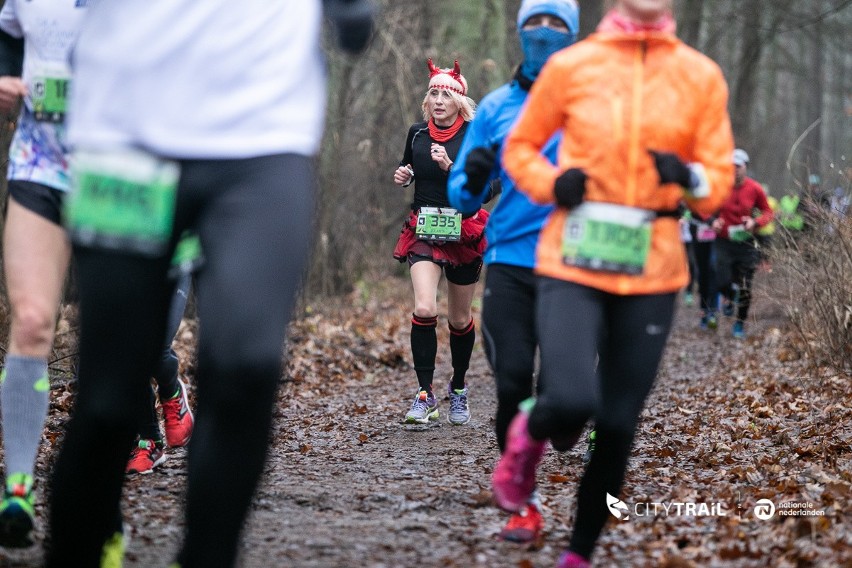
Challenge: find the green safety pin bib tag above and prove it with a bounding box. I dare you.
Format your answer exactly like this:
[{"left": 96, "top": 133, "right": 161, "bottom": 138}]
[
  {"left": 31, "top": 63, "right": 71, "bottom": 123},
  {"left": 65, "top": 149, "right": 181, "bottom": 257},
  {"left": 415, "top": 207, "right": 462, "bottom": 242},
  {"left": 168, "top": 231, "right": 204, "bottom": 278},
  {"left": 561, "top": 203, "right": 653, "bottom": 275}
]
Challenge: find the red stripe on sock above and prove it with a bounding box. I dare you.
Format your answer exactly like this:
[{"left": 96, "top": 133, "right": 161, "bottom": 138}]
[
  {"left": 411, "top": 314, "right": 438, "bottom": 327},
  {"left": 449, "top": 319, "right": 474, "bottom": 335}
]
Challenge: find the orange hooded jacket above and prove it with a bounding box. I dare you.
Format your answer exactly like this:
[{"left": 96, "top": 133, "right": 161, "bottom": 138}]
[{"left": 502, "top": 15, "right": 734, "bottom": 296}]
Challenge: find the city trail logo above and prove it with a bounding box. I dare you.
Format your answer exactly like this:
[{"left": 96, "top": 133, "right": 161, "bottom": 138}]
[
  {"left": 606, "top": 493, "right": 629, "bottom": 520},
  {"left": 606, "top": 493, "right": 728, "bottom": 520},
  {"left": 754, "top": 498, "right": 775, "bottom": 520}
]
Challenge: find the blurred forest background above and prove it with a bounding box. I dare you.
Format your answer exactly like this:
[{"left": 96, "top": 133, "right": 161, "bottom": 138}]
[
  {"left": 313, "top": 0, "right": 851, "bottom": 295},
  {"left": 0, "top": 0, "right": 848, "bottom": 300}
]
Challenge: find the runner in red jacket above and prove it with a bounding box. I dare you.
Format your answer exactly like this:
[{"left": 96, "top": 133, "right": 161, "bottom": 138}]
[{"left": 711, "top": 148, "right": 773, "bottom": 338}]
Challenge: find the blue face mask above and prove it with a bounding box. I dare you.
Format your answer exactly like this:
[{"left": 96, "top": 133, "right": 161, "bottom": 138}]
[{"left": 519, "top": 26, "right": 575, "bottom": 80}]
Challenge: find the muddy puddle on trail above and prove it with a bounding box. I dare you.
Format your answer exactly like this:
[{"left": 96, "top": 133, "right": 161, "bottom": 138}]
[{"left": 3, "top": 276, "right": 849, "bottom": 567}]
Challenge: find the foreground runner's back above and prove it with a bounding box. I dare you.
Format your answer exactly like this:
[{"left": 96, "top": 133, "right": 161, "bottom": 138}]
[{"left": 46, "top": 2, "right": 375, "bottom": 567}]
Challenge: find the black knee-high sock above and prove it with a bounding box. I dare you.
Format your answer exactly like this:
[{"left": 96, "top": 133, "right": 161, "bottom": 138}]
[
  {"left": 449, "top": 319, "right": 474, "bottom": 391},
  {"left": 154, "top": 347, "right": 180, "bottom": 401},
  {"left": 138, "top": 383, "right": 163, "bottom": 442},
  {"left": 410, "top": 314, "right": 437, "bottom": 394}
]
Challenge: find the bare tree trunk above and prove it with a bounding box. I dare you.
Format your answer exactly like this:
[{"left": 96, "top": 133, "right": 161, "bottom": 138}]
[
  {"left": 804, "top": 1, "right": 826, "bottom": 175},
  {"left": 302, "top": 0, "right": 852, "bottom": 298},
  {"left": 577, "top": 0, "right": 603, "bottom": 39},
  {"left": 729, "top": 3, "right": 764, "bottom": 146},
  {"left": 430, "top": 0, "right": 508, "bottom": 96},
  {"left": 678, "top": 0, "right": 705, "bottom": 48}
]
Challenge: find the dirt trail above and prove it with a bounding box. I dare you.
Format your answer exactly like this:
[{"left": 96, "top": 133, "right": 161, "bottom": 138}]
[{"left": 1, "top": 276, "right": 850, "bottom": 567}]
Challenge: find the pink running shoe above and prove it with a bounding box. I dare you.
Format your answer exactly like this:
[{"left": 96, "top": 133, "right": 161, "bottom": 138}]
[
  {"left": 162, "top": 378, "right": 194, "bottom": 447},
  {"left": 557, "top": 551, "right": 590, "bottom": 568},
  {"left": 492, "top": 404, "right": 546, "bottom": 512}
]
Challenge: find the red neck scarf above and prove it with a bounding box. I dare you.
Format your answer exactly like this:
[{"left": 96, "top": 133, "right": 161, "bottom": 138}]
[
  {"left": 429, "top": 115, "right": 464, "bottom": 143},
  {"left": 598, "top": 9, "right": 676, "bottom": 34}
]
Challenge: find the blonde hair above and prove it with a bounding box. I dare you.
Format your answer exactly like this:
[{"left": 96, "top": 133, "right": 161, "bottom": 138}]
[{"left": 421, "top": 88, "right": 476, "bottom": 122}]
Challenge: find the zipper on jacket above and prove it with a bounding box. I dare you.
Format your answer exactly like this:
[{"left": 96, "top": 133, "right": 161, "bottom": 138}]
[
  {"left": 621, "top": 40, "right": 647, "bottom": 294},
  {"left": 611, "top": 96, "right": 624, "bottom": 142},
  {"left": 626, "top": 41, "right": 645, "bottom": 208}
]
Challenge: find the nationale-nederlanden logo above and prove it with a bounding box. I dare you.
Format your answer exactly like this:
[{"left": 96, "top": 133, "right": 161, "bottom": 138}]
[
  {"left": 754, "top": 498, "right": 776, "bottom": 520},
  {"left": 753, "top": 498, "right": 824, "bottom": 520}
]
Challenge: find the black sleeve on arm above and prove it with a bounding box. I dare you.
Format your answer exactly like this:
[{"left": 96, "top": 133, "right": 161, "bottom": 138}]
[
  {"left": 400, "top": 125, "right": 416, "bottom": 167},
  {"left": 0, "top": 29, "right": 23, "bottom": 77}
]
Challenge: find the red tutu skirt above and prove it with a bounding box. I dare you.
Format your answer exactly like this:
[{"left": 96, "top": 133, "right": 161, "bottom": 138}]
[{"left": 393, "top": 208, "right": 489, "bottom": 267}]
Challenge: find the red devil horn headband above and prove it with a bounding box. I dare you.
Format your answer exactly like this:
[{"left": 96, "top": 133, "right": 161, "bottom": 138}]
[
  {"left": 427, "top": 58, "right": 463, "bottom": 79},
  {"left": 427, "top": 58, "right": 440, "bottom": 77},
  {"left": 426, "top": 58, "right": 466, "bottom": 95}
]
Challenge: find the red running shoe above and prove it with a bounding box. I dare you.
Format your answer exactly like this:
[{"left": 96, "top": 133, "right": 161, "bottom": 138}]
[
  {"left": 126, "top": 439, "right": 166, "bottom": 474},
  {"left": 498, "top": 502, "right": 544, "bottom": 545},
  {"left": 162, "top": 378, "right": 194, "bottom": 447},
  {"left": 492, "top": 402, "right": 546, "bottom": 512}
]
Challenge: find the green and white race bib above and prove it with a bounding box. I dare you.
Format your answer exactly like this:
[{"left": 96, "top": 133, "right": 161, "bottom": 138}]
[
  {"left": 561, "top": 203, "right": 654, "bottom": 275},
  {"left": 727, "top": 224, "right": 751, "bottom": 242},
  {"left": 65, "top": 149, "right": 181, "bottom": 257},
  {"left": 416, "top": 207, "right": 462, "bottom": 242},
  {"left": 31, "top": 63, "right": 71, "bottom": 124}
]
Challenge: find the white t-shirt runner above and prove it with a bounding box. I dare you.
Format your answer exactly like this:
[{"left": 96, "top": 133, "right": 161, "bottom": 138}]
[
  {"left": 67, "top": 1, "right": 326, "bottom": 159},
  {"left": 0, "top": 0, "right": 88, "bottom": 192}
]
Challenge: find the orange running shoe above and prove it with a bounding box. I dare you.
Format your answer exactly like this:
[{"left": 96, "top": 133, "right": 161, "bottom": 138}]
[{"left": 498, "top": 502, "right": 544, "bottom": 545}]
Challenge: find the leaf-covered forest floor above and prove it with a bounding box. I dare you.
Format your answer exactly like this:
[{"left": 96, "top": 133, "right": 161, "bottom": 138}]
[{"left": 1, "top": 270, "right": 850, "bottom": 567}]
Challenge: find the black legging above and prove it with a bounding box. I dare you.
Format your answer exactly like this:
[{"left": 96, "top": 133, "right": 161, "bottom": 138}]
[
  {"left": 480, "top": 263, "right": 538, "bottom": 452},
  {"left": 531, "top": 278, "right": 675, "bottom": 560},
  {"left": 139, "top": 273, "right": 191, "bottom": 442},
  {"left": 684, "top": 240, "right": 697, "bottom": 294},
  {"left": 47, "top": 153, "right": 315, "bottom": 568},
  {"left": 715, "top": 238, "right": 759, "bottom": 322},
  {"left": 690, "top": 238, "right": 717, "bottom": 313}
]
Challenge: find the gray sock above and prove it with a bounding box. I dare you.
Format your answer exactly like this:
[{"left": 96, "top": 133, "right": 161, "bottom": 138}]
[{"left": 1, "top": 355, "right": 50, "bottom": 479}]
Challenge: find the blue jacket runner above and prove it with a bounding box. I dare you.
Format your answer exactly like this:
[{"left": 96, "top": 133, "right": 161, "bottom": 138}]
[{"left": 448, "top": 77, "right": 560, "bottom": 269}]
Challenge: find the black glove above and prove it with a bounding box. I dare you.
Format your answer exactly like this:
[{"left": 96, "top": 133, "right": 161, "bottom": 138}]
[
  {"left": 554, "top": 168, "right": 587, "bottom": 208},
  {"left": 463, "top": 145, "right": 498, "bottom": 196},
  {"left": 324, "top": 0, "right": 376, "bottom": 54},
  {"left": 649, "top": 150, "right": 693, "bottom": 188}
]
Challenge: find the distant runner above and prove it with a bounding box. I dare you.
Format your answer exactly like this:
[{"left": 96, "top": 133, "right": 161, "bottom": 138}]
[{"left": 393, "top": 59, "right": 486, "bottom": 426}]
